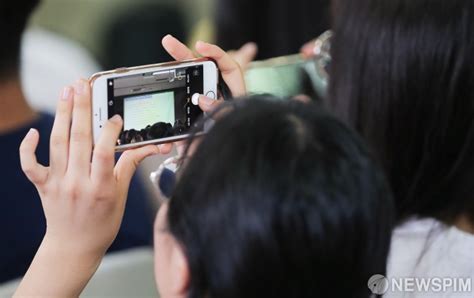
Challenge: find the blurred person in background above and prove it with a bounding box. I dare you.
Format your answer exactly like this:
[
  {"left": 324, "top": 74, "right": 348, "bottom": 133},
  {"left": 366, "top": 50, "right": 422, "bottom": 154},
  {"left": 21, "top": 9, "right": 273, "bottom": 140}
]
[
  {"left": 215, "top": 0, "right": 331, "bottom": 60},
  {"left": 329, "top": 0, "right": 474, "bottom": 291},
  {"left": 0, "top": 0, "right": 154, "bottom": 284},
  {"left": 103, "top": 2, "right": 188, "bottom": 69}
]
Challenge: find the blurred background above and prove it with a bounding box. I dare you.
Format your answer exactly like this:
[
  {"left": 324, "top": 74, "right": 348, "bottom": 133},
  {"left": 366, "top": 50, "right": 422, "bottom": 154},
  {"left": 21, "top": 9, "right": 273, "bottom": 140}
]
[
  {"left": 0, "top": 0, "right": 330, "bottom": 295},
  {"left": 31, "top": 0, "right": 215, "bottom": 66}
]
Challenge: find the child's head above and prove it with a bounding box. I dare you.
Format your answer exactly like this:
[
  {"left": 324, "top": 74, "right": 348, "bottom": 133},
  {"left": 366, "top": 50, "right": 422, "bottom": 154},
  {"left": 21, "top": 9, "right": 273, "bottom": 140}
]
[{"left": 154, "top": 97, "right": 394, "bottom": 298}]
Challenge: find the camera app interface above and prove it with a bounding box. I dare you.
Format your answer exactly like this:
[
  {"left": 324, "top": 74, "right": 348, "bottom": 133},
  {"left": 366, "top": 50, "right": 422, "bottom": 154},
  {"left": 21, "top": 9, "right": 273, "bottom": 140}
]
[{"left": 107, "top": 65, "right": 204, "bottom": 145}]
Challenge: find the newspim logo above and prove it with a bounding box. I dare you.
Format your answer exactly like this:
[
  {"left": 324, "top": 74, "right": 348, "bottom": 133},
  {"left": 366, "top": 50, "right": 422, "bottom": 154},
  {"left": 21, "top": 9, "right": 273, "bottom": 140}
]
[
  {"left": 368, "top": 275, "right": 472, "bottom": 295},
  {"left": 368, "top": 274, "right": 389, "bottom": 295}
]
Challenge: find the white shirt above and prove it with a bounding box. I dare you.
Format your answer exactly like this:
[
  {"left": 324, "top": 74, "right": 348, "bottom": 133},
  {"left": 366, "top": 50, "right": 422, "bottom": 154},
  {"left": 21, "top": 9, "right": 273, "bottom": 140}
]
[{"left": 385, "top": 218, "right": 474, "bottom": 297}]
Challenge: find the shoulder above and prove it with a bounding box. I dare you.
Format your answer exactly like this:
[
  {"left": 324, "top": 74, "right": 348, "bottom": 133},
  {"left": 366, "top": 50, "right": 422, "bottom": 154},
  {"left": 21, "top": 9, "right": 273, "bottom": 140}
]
[
  {"left": 388, "top": 218, "right": 474, "bottom": 278},
  {"left": 388, "top": 218, "right": 440, "bottom": 273}
]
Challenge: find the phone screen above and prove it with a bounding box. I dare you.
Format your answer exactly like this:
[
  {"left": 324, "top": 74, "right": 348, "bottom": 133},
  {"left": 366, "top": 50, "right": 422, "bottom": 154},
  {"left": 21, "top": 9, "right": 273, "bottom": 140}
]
[
  {"left": 107, "top": 65, "right": 204, "bottom": 146},
  {"left": 245, "top": 55, "right": 328, "bottom": 101}
]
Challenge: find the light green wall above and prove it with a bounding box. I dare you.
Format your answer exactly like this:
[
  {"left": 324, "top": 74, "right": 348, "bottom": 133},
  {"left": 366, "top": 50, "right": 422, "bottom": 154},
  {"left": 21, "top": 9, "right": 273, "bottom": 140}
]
[{"left": 30, "top": 0, "right": 215, "bottom": 63}]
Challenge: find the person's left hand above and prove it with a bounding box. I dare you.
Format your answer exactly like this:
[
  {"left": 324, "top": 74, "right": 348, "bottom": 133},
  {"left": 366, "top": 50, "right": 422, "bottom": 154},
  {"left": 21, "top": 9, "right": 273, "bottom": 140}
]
[
  {"left": 15, "top": 80, "right": 160, "bottom": 297},
  {"left": 20, "top": 79, "right": 159, "bottom": 255}
]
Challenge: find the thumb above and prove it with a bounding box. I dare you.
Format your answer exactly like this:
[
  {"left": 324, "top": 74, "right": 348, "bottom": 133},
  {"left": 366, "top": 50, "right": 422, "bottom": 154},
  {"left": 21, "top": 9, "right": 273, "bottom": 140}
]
[
  {"left": 115, "top": 145, "right": 160, "bottom": 188},
  {"left": 19, "top": 129, "right": 48, "bottom": 186}
]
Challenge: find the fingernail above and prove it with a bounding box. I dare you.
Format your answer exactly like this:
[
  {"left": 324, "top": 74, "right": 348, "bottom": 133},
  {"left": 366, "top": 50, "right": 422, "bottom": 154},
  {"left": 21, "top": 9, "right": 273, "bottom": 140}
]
[
  {"left": 61, "top": 86, "right": 72, "bottom": 101},
  {"left": 196, "top": 40, "right": 206, "bottom": 47},
  {"left": 243, "top": 42, "right": 257, "bottom": 51},
  {"left": 26, "top": 128, "right": 36, "bottom": 137},
  {"left": 164, "top": 34, "right": 173, "bottom": 39},
  {"left": 74, "top": 80, "right": 86, "bottom": 95},
  {"left": 110, "top": 114, "right": 122, "bottom": 124},
  {"left": 199, "top": 95, "right": 214, "bottom": 109}
]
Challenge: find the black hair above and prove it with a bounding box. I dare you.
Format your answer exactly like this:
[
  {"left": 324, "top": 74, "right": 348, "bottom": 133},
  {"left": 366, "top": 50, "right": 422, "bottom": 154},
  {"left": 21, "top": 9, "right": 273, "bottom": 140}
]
[
  {"left": 0, "top": 0, "right": 40, "bottom": 78},
  {"left": 167, "top": 97, "right": 394, "bottom": 298},
  {"left": 215, "top": 0, "right": 331, "bottom": 59},
  {"left": 329, "top": 0, "right": 474, "bottom": 224}
]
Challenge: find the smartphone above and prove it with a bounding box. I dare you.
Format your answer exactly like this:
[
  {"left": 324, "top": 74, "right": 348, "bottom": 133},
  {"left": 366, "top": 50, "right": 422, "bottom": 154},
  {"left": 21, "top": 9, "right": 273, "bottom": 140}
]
[
  {"left": 245, "top": 31, "right": 332, "bottom": 101},
  {"left": 245, "top": 54, "right": 328, "bottom": 101},
  {"left": 90, "top": 58, "right": 218, "bottom": 151}
]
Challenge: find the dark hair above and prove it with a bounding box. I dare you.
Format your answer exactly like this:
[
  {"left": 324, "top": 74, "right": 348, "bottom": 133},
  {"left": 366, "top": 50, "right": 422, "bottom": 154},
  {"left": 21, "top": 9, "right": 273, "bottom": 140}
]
[
  {"left": 167, "top": 97, "right": 394, "bottom": 298},
  {"left": 0, "top": 0, "right": 40, "bottom": 78},
  {"left": 215, "top": 0, "right": 331, "bottom": 59},
  {"left": 329, "top": 0, "right": 474, "bottom": 224}
]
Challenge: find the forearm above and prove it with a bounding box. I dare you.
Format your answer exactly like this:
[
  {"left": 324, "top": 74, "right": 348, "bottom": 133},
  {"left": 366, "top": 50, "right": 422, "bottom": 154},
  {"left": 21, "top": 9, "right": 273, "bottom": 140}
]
[{"left": 14, "top": 237, "right": 103, "bottom": 298}]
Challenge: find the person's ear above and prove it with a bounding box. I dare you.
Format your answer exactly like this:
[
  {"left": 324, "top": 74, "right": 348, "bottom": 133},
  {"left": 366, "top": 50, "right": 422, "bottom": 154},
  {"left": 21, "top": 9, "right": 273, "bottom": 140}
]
[
  {"left": 154, "top": 202, "right": 190, "bottom": 298},
  {"left": 168, "top": 238, "right": 190, "bottom": 296}
]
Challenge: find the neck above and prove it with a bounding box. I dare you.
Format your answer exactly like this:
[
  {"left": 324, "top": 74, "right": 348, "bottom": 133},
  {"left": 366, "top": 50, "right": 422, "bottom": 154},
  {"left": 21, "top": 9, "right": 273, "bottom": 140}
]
[
  {"left": 455, "top": 214, "right": 474, "bottom": 234},
  {"left": 0, "top": 77, "right": 37, "bottom": 134}
]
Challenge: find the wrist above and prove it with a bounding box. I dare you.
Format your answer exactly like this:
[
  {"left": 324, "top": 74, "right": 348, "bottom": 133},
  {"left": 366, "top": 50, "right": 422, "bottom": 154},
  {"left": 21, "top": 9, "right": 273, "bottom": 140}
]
[
  {"left": 14, "top": 235, "right": 105, "bottom": 297},
  {"left": 41, "top": 233, "right": 106, "bottom": 268}
]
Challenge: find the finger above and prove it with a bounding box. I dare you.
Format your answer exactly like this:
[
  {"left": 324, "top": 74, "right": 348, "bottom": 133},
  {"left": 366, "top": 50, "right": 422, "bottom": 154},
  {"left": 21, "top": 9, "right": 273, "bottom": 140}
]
[
  {"left": 198, "top": 95, "right": 220, "bottom": 113},
  {"left": 195, "top": 41, "right": 246, "bottom": 97},
  {"left": 20, "top": 129, "right": 49, "bottom": 185},
  {"left": 300, "top": 39, "right": 317, "bottom": 59},
  {"left": 177, "top": 138, "right": 202, "bottom": 158},
  {"left": 115, "top": 145, "right": 160, "bottom": 187},
  {"left": 158, "top": 143, "right": 173, "bottom": 155},
  {"left": 49, "top": 86, "right": 74, "bottom": 174},
  {"left": 293, "top": 94, "right": 312, "bottom": 103},
  {"left": 69, "top": 79, "right": 93, "bottom": 175},
  {"left": 198, "top": 95, "right": 234, "bottom": 121},
  {"left": 231, "top": 42, "right": 258, "bottom": 70},
  {"left": 91, "top": 115, "right": 123, "bottom": 181},
  {"left": 175, "top": 141, "right": 187, "bottom": 157},
  {"left": 162, "top": 34, "right": 195, "bottom": 61}
]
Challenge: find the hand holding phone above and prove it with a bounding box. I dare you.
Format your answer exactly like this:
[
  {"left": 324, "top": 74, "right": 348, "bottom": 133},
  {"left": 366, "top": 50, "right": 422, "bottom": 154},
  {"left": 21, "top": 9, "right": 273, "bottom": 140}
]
[
  {"left": 91, "top": 36, "right": 246, "bottom": 151},
  {"left": 16, "top": 80, "right": 160, "bottom": 297},
  {"left": 162, "top": 35, "right": 247, "bottom": 98},
  {"left": 159, "top": 36, "right": 248, "bottom": 155}
]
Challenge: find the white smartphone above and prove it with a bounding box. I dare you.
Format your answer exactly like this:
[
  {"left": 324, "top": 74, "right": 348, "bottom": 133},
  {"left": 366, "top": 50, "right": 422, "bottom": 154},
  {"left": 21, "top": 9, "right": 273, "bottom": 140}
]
[{"left": 90, "top": 58, "right": 218, "bottom": 151}]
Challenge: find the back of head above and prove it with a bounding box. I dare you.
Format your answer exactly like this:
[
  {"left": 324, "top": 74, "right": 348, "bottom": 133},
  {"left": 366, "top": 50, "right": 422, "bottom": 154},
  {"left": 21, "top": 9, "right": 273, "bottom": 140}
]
[
  {"left": 0, "top": 0, "right": 40, "bottom": 78},
  {"left": 168, "top": 97, "right": 393, "bottom": 297},
  {"left": 329, "top": 0, "right": 474, "bottom": 223}
]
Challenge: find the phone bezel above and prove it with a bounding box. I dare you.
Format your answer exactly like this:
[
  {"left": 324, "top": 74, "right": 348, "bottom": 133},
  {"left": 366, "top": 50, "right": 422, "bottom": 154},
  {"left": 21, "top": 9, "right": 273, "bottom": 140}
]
[{"left": 90, "top": 58, "right": 218, "bottom": 151}]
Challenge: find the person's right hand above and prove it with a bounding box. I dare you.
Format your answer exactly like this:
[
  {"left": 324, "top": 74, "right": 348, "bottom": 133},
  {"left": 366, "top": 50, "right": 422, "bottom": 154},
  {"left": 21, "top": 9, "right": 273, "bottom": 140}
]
[
  {"left": 227, "top": 42, "right": 258, "bottom": 70},
  {"left": 160, "top": 35, "right": 247, "bottom": 155}
]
